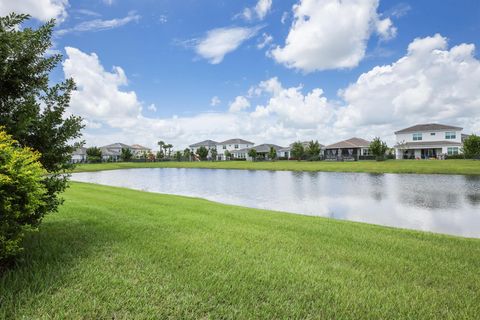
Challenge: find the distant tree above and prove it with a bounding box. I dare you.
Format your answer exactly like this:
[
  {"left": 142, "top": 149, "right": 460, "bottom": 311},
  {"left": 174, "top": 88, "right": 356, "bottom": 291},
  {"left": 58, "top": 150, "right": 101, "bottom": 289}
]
[
  {"left": 174, "top": 151, "right": 182, "bottom": 161},
  {"left": 120, "top": 148, "right": 133, "bottom": 161},
  {"left": 166, "top": 144, "right": 173, "bottom": 157},
  {"left": 291, "top": 142, "right": 305, "bottom": 161},
  {"left": 156, "top": 150, "right": 164, "bottom": 161},
  {"left": 147, "top": 152, "right": 155, "bottom": 162},
  {"left": 211, "top": 147, "right": 218, "bottom": 161},
  {"left": 157, "top": 141, "right": 165, "bottom": 152},
  {"left": 248, "top": 148, "right": 257, "bottom": 161},
  {"left": 269, "top": 146, "right": 277, "bottom": 161},
  {"left": 197, "top": 146, "right": 209, "bottom": 161},
  {"left": 369, "top": 137, "right": 389, "bottom": 161},
  {"left": 183, "top": 148, "right": 191, "bottom": 161},
  {"left": 224, "top": 150, "right": 231, "bottom": 161},
  {"left": 0, "top": 129, "right": 47, "bottom": 267},
  {"left": 306, "top": 140, "right": 321, "bottom": 160},
  {"left": 462, "top": 134, "right": 480, "bottom": 159},
  {"left": 86, "top": 147, "right": 102, "bottom": 163}
]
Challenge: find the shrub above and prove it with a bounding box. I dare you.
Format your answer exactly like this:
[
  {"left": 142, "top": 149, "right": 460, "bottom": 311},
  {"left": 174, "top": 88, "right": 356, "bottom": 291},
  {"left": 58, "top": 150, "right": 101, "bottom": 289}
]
[
  {"left": 86, "top": 147, "right": 102, "bottom": 163},
  {"left": 369, "top": 137, "right": 389, "bottom": 161},
  {"left": 462, "top": 134, "right": 480, "bottom": 159},
  {"left": 446, "top": 154, "right": 465, "bottom": 160},
  {"left": 0, "top": 129, "right": 47, "bottom": 267}
]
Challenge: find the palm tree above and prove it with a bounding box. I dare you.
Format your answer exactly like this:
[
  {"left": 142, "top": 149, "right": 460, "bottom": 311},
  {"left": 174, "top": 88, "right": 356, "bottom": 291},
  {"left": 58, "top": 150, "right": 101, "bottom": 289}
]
[
  {"left": 157, "top": 141, "right": 165, "bottom": 152},
  {"left": 166, "top": 144, "right": 173, "bottom": 157},
  {"left": 183, "top": 148, "right": 191, "bottom": 161}
]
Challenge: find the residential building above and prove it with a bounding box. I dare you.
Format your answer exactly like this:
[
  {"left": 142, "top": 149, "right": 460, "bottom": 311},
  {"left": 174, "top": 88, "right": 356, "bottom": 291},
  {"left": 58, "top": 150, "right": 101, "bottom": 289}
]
[
  {"left": 279, "top": 141, "right": 325, "bottom": 159},
  {"left": 324, "top": 137, "right": 371, "bottom": 161},
  {"left": 216, "top": 138, "right": 254, "bottom": 160},
  {"left": 189, "top": 140, "right": 219, "bottom": 159},
  {"left": 71, "top": 147, "right": 87, "bottom": 163},
  {"left": 130, "top": 144, "right": 152, "bottom": 158},
  {"left": 232, "top": 143, "right": 284, "bottom": 161},
  {"left": 394, "top": 124, "right": 464, "bottom": 159},
  {"left": 99, "top": 143, "right": 134, "bottom": 161}
]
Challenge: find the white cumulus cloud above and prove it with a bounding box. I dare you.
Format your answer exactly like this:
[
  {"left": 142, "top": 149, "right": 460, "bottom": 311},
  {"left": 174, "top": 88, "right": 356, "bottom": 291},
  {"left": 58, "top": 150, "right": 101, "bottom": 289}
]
[
  {"left": 194, "top": 26, "right": 261, "bottom": 64},
  {"left": 210, "top": 96, "right": 221, "bottom": 106},
  {"left": 229, "top": 96, "right": 251, "bottom": 112},
  {"left": 271, "top": 0, "right": 396, "bottom": 72},
  {"left": 242, "top": 0, "right": 273, "bottom": 21},
  {"left": 0, "top": 0, "right": 69, "bottom": 22}
]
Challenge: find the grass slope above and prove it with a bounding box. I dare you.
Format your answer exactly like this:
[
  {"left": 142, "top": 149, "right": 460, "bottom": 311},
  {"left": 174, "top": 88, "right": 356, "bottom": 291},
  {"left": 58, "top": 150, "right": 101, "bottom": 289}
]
[
  {"left": 73, "top": 159, "right": 480, "bottom": 175},
  {"left": 1, "top": 182, "right": 479, "bottom": 319}
]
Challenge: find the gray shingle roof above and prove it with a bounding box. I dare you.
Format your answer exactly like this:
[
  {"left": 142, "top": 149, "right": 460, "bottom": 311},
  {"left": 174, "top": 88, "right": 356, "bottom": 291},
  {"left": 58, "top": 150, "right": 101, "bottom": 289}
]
[
  {"left": 130, "top": 144, "right": 150, "bottom": 150},
  {"left": 189, "top": 140, "right": 218, "bottom": 148},
  {"left": 325, "top": 137, "right": 370, "bottom": 149},
  {"left": 219, "top": 138, "right": 254, "bottom": 145},
  {"left": 100, "top": 143, "right": 132, "bottom": 149},
  {"left": 72, "top": 147, "right": 87, "bottom": 155},
  {"left": 395, "top": 123, "right": 462, "bottom": 134},
  {"left": 250, "top": 144, "right": 284, "bottom": 153}
]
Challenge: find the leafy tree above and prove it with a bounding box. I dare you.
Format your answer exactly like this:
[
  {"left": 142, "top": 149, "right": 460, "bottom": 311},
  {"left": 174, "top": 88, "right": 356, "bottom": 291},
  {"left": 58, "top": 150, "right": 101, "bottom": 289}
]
[
  {"left": 196, "top": 146, "right": 208, "bottom": 161},
  {"left": 120, "top": 148, "right": 133, "bottom": 161},
  {"left": 211, "top": 147, "right": 218, "bottom": 161},
  {"left": 224, "top": 150, "right": 231, "bottom": 160},
  {"left": 248, "top": 148, "right": 257, "bottom": 161},
  {"left": 369, "top": 137, "right": 389, "bottom": 161},
  {"left": 462, "top": 134, "right": 480, "bottom": 159},
  {"left": 306, "top": 140, "right": 321, "bottom": 160},
  {"left": 0, "top": 129, "right": 47, "bottom": 267},
  {"left": 147, "top": 152, "right": 155, "bottom": 162},
  {"left": 174, "top": 151, "right": 182, "bottom": 161},
  {"left": 86, "top": 147, "right": 102, "bottom": 163},
  {"left": 183, "top": 148, "right": 191, "bottom": 161},
  {"left": 0, "top": 14, "right": 84, "bottom": 223},
  {"left": 269, "top": 146, "right": 277, "bottom": 161},
  {"left": 291, "top": 142, "right": 305, "bottom": 161},
  {"left": 156, "top": 150, "right": 164, "bottom": 161}
]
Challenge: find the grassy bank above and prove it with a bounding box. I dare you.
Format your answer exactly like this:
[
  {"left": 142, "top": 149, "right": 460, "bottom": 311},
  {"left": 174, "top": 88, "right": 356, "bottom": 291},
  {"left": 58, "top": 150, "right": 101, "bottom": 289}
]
[
  {"left": 1, "top": 182, "right": 479, "bottom": 319},
  {"left": 73, "top": 159, "right": 480, "bottom": 175}
]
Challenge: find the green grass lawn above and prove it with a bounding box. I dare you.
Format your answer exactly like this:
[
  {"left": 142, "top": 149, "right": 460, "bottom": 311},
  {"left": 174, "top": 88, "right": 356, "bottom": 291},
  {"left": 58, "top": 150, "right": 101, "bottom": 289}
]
[
  {"left": 73, "top": 159, "right": 480, "bottom": 175},
  {"left": 1, "top": 182, "right": 479, "bottom": 319}
]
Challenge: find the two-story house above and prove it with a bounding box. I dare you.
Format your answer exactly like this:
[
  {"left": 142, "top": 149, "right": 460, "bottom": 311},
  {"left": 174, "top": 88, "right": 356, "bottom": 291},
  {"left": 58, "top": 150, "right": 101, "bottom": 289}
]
[
  {"left": 394, "top": 124, "right": 464, "bottom": 159},
  {"left": 189, "top": 140, "right": 219, "bottom": 159},
  {"left": 216, "top": 139, "right": 254, "bottom": 160}
]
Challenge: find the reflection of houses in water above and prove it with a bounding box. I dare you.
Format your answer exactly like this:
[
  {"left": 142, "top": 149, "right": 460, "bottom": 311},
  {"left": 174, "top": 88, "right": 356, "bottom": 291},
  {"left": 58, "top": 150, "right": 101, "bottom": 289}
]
[
  {"left": 398, "top": 191, "right": 460, "bottom": 210},
  {"left": 466, "top": 194, "right": 480, "bottom": 206}
]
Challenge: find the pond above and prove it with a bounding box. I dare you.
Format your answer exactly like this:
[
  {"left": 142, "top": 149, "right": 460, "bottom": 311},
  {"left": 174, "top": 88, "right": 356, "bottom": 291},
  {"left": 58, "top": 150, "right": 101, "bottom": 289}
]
[{"left": 71, "top": 168, "right": 480, "bottom": 238}]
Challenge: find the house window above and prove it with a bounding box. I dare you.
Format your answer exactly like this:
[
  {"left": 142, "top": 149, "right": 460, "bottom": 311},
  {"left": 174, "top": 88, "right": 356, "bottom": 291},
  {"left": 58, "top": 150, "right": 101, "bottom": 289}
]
[
  {"left": 413, "top": 133, "right": 422, "bottom": 141},
  {"left": 223, "top": 145, "right": 226, "bottom": 149},
  {"left": 445, "top": 132, "right": 456, "bottom": 139},
  {"left": 234, "top": 144, "right": 238, "bottom": 149},
  {"left": 447, "top": 147, "right": 459, "bottom": 155},
  {"left": 362, "top": 149, "right": 371, "bottom": 156},
  {"left": 431, "top": 132, "right": 435, "bottom": 136}
]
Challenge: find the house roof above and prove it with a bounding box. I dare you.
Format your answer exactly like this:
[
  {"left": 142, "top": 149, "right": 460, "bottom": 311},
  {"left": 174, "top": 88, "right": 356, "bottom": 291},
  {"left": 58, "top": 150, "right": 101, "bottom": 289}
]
[
  {"left": 250, "top": 144, "right": 284, "bottom": 153},
  {"left": 325, "top": 137, "right": 370, "bottom": 149},
  {"left": 218, "top": 138, "right": 254, "bottom": 145},
  {"left": 100, "top": 148, "right": 121, "bottom": 156},
  {"left": 72, "top": 147, "right": 87, "bottom": 155},
  {"left": 394, "top": 123, "right": 462, "bottom": 134},
  {"left": 394, "top": 141, "right": 463, "bottom": 148},
  {"left": 189, "top": 140, "right": 218, "bottom": 148},
  {"left": 100, "top": 143, "right": 132, "bottom": 149},
  {"left": 131, "top": 144, "right": 150, "bottom": 150}
]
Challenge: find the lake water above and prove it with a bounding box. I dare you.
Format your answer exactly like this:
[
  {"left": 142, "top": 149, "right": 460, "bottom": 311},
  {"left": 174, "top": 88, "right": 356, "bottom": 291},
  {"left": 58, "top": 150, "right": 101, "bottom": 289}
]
[{"left": 71, "top": 168, "right": 480, "bottom": 238}]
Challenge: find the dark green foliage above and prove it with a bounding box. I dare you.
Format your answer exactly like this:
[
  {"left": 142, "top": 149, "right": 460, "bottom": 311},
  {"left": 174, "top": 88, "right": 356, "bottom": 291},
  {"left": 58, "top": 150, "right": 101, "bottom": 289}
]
[
  {"left": 369, "top": 137, "right": 389, "bottom": 161},
  {"left": 120, "top": 148, "right": 133, "bottom": 162},
  {"left": 156, "top": 150, "right": 164, "bottom": 161},
  {"left": 224, "top": 150, "right": 231, "bottom": 160},
  {"left": 196, "top": 146, "right": 208, "bottom": 161},
  {"left": 0, "top": 129, "right": 47, "bottom": 267},
  {"left": 174, "top": 151, "right": 182, "bottom": 161},
  {"left": 290, "top": 142, "right": 305, "bottom": 161},
  {"left": 183, "top": 148, "right": 191, "bottom": 161},
  {"left": 0, "top": 13, "right": 84, "bottom": 238},
  {"left": 248, "top": 148, "right": 257, "bottom": 161},
  {"left": 210, "top": 148, "right": 218, "bottom": 161},
  {"left": 462, "top": 134, "right": 480, "bottom": 159},
  {"left": 86, "top": 147, "right": 102, "bottom": 163},
  {"left": 269, "top": 147, "right": 277, "bottom": 161},
  {"left": 306, "top": 140, "right": 321, "bottom": 160}
]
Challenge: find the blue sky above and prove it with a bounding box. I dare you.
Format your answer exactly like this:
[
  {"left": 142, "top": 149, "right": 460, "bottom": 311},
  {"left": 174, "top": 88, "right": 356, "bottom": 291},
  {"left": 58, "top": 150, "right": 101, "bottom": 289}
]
[{"left": 3, "top": 0, "right": 480, "bottom": 148}]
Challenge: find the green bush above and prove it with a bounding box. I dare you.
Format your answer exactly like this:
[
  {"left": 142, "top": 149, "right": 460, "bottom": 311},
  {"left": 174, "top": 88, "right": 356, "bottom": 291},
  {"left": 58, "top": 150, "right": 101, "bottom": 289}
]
[{"left": 0, "top": 129, "right": 47, "bottom": 267}]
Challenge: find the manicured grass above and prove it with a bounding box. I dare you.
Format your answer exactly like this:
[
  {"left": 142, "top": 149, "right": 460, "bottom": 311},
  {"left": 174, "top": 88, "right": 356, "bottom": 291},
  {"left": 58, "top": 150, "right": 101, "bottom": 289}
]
[
  {"left": 1, "top": 182, "right": 479, "bottom": 319},
  {"left": 73, "top": 159, "right": 480, "bottom": 175}
]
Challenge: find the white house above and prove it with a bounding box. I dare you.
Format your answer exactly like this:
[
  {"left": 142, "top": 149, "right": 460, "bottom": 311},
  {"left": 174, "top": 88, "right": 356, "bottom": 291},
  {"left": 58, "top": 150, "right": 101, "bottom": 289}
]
[
  {"left": 394, "top": 124, "right": 465, "bottom": 159},
  {"left": 324, "top": 138, "right": 371, "bottom": 161},
  {"left": 71, "top": 147, "right": 87, "bottom": 163},
  {"left": 216, "top": 139, "right": 254, "bottom": 160},
  {"left": 189, "top": 140, "right": 219, "bottom": 159},
  {"left": 130, "top": 144, "right": 152, "bottom": 158},
  {"left": 278, "top": 141, "right": 325, "bottom": 159},
  {"left": 231, "top": 143, "right": 284, "bottom": 161},
  {"left": 99, "top": 143, "right": 136, "bottom": 161}
]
